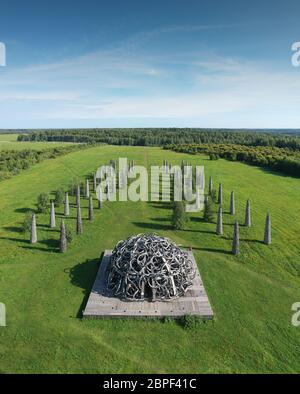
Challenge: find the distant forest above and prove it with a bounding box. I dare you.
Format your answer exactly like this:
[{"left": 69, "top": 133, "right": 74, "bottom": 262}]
[
  {"left": 6, "top": 128, "right": 300, "bottom": 176},
  {"left": 166, "top": 143, "right": 300, "bottom": 177},
  {"left": 16, "top": 128, "right": 300, "bottom": 150}
]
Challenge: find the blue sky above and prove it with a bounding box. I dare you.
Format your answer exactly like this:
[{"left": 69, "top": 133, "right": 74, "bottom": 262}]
[{"left": 0, "top": 0, "right": 300, "bottom": 129}]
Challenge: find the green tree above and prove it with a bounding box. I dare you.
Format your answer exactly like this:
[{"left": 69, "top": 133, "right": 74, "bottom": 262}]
[
  {"left": 54, "top": 188, "right": 64, "bottom": 207},
  {"left": 37, "top": 193, "right": 49, "bottom": 213},
  {"left": 65, "top": 224, "right": 74, "bottom": 244},
  {"left": 21, "top": 211, "right": 34, "bottom": 233},
  {"left": 210, "top": 189, "right": 217, "bottom": 203},
  {"left": 68, "top": 180, "right": 77, "bottom": 196},
  {"left": 203, "top": 195, "right": 215, "bottom": 222},
  {"left": 76, "top": 205, "right": 83, "bottom": 235},
  {"left": 171, "top": 201, "right": 188, "bottom": 230}
]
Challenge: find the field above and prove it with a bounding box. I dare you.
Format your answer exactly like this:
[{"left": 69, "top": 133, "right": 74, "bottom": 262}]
[
  {"left": 0, "top": 134, "right": 74, "bottom": 150},
  {"left": 0, "top": 142, "right": 299, "bottom": 373}
]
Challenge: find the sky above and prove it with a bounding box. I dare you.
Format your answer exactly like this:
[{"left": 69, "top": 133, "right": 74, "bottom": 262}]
[{"left": 0, "top": 0, "right": 300, "bottom": 129}]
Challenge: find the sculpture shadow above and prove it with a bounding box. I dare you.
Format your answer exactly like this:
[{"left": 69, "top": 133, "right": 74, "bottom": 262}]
[
  {"left": 39, "top": 238, "right": 60, "bottom": 249},
  {"left": 37, "top": 224, "right": 50, "bottom": 229},
  {"left": 67, "top": 257, "right": 100, "bottom": 318},
  {"left": 21, "top": 245, "right": 57, "bottom": 252},
  {"left": 45, "top": 228, "right": 60, "bottom": 233},
  {"left": 0, "top": 236, "right": 29, "bottom": 244},
  {"left": 56, "top": 212, "right": 66, "bottom": 218},
  {"left": 3, "top": 225, "right": 23, "bottom": 233},
  {"left": 190, "top": 217, "right": 205, "bottom": 223},
  {"left": 150, "top": 217, "right": 170, "bottom": 222},
  {"left": 20, "top": 238, "right": 60, "bottom": 252},
  {"left": 222, "top": 210, "right": 234, "bottom": 215},
  {"left": 148, "top": 202, "right": 172, "bottom": 210},
  {"left": 14, "top": 207, "right": 34, "bottom": 214}
]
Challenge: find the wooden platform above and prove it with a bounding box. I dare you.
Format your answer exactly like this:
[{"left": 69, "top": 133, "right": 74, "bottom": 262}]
[{"left": 83, "top": 250, "right": 213, "bottom": 319}]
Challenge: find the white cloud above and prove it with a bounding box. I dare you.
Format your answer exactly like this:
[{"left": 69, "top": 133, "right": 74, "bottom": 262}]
[{"left": 0, "top": 25, "right": 300, "bottom": 127}]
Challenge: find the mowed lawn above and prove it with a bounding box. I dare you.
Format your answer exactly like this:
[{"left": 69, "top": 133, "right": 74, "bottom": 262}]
[{"left": 0, "top": 144, "right": 299, "bottom": 373}]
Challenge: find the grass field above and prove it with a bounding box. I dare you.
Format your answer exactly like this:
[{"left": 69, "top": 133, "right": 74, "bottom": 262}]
[
  {"left": 0, "top": 143, "right": 299, "bottom": 373},
  {"left": 0, "top": 134, "right": 18, "bottom": 141},
  {"left": 0, "top": 134, "right": 74, "bottom": 150}
]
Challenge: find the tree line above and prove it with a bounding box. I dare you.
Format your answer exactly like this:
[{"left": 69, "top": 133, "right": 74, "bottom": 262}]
[
  {"left": 0, "top": 144, "right": 87, "bottom": 181},
  {"left": 17, "top": 128, "right": 300, "bottom": 150},
  {"left": 166, "top": 143, "right": 300, "bottom": 177}
]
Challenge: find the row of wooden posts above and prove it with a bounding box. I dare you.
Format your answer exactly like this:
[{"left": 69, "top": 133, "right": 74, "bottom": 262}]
[
  {"left": 29, "top": 160, "right": 132, "bottom": 251},
  {"left": 209, "top": 176, "right": 271, "bottom": 256},
  {"left": 28, "top": 165, "right": 272, "bottom": 256},
  {"left": 30, "top": 175, "right": 103, "bottom": 252},
  {"left": 162, "top": 161, "right": 272, "bottom": 255}
]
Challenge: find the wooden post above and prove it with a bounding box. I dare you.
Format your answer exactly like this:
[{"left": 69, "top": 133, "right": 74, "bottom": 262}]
[
  {"left": 64, "top": 192, "right": 70, "bottom": 216},
  {"left": 76, "top": 205, "right": 83, "bottom": 235},
  {"left": 216, "top": 206, "right": 223, "bottom": 235},
  {"left": 245, "top": 199, "right": 251, "bottom": 227},
  {"left": 218, "top": 183, "right": 223, "bottom": 205},
  {"left": 76, "top": 185, "right": 80, "bottom": 207},
  {"left": 89, "top": 196, "right": 94, "bottom": 222},
  {"left": 60, "top": 220, "right": 67, "bottom": 253},
  {"left": 209, "top": 176, "right": 213, "bottom": 195},
  {"left": 30, "top": 214, "right": 37, "bottom": 244},
  {"left": 50, "top": 201, "right": 56, "bottom": 228},
  {"left": 85, "top": 179, "right": 90, "bottom": 199}
]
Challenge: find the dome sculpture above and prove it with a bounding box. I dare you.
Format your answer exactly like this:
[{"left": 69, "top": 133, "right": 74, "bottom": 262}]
[{"left": 106, "top": 234, "right": 196, "bottom": 301}]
